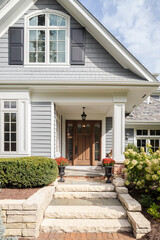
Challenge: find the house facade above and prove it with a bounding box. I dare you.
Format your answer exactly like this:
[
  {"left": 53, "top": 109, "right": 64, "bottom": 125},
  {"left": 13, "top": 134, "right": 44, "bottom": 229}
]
[{"left": 0, "top": 0, "right": 159, "bottom": 167}]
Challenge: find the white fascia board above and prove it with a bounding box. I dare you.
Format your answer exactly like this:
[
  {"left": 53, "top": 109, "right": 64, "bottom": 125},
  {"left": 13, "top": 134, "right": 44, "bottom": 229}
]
[
  {"left": 126, "top": 120, "right": 160, "bottom": 125},
  {"left": 57, "top": 0, "right": 157, "bottom": 82},
  {"left": 0, "top": 80, "right": 159, "bottom": 87},
  {"left": 0, "top": 0, "right": 37, "bottom": 37},
  {"left": 0, "top": 89, "right": 30, "bottom": 100}
]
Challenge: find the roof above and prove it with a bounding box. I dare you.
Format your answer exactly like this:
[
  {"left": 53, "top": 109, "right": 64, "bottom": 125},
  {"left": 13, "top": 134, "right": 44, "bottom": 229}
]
[
  {"left": 126, "top": 97, "right": 160, "bottom": 122},
  {"left": 0, "top": 0, "right": 158, "bottom": 84}
]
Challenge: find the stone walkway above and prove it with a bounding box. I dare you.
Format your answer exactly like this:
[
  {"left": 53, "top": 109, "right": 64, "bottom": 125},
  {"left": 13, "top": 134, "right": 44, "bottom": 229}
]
[{"left": 33, "top": 232, "right": 136, "bottom": 240}]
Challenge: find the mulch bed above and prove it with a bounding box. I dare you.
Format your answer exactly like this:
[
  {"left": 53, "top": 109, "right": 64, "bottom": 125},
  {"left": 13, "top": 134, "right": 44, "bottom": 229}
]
[
  {"left": 0, "top": 188, "right": 40, "bottom": 199},
  {"left": 129, "top": 189, "right": 160, "bottom": 240}
]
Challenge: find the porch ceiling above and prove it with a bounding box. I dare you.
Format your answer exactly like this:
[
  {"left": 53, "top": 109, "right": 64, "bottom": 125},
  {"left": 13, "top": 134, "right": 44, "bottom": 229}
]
[{"left": 56, "top": 102, "right": 113, "bottom": 115}]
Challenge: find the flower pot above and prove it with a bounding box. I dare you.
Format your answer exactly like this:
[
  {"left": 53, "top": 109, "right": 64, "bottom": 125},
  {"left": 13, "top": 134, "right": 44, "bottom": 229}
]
[
  {"left": 104, "top": 166, "right": 113, "bottom": 183},
  {"left": 58, "top": 166, "right": 66, "bottom": 182}
]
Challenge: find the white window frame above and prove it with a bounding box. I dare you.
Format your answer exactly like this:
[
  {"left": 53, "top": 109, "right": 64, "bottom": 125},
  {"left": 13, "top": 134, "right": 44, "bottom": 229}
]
[
  {"left": 1, "top": 100, "right": 18, "bottom": 154},
  {"left": 24, "top": 9, "right": 70, "bottom": 66},
  {"left": 136, "top": 128, "right": 160, "bottom": 152}
]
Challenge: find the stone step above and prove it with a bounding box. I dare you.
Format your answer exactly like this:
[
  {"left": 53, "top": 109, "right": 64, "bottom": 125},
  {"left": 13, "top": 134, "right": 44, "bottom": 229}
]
[
  {"left": 54, "top": 191, "right": 117, "bottom": 199},
  {"left": 45, "top": 205, "right": 127, "bottom": 219},
  {"left": 41, "top": 219, "right": 131, "bottom": 233},
  {"left": 56, "top": 183, "right": 115, "bottom": 192}
]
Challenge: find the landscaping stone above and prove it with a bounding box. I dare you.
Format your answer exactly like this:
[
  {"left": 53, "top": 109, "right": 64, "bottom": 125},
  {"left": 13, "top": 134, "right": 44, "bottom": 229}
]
[
  {"left": 41, "top": 218, "right": 131, "bottom": 233},
  {"left": 118, "top": 194, "right": 141, "bottom": 211},
  {"left": 56, "top": 183, "right": 115, "bottom": 192},
  {"left": 112, "top": 178, "right": 125, "bottom": 187},
  {"left": 5, "top": 229, "right": 21, "bottom": 236},
  {"left": 116, "top": 187, "right": 128, "bottom": 194},
  {"left": 45, "top": 205, "right": 127, "bottom": 219},
  {"left": 54, "top": 191, "right": 117, "bottom": 199}
]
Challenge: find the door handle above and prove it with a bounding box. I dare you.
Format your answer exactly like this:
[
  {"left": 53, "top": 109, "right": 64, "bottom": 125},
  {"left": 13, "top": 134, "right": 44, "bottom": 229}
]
[{"left": 75, "top": 145, "right": 77, "bottom": 154}]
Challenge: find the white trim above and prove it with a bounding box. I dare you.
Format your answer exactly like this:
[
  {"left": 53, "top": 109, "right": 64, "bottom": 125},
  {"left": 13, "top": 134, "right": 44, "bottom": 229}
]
[
  {"left": 24, "top": 9, "right": 70, "bottom": 66},
  {"left": 51, "top": 102, "right": 54, "bottom": 159}
]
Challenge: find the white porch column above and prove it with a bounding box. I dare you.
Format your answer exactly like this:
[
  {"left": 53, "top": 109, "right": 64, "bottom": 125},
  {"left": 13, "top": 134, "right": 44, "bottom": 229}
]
[{"left": 113, "top": 103, "right": 125, "bottom": 162}]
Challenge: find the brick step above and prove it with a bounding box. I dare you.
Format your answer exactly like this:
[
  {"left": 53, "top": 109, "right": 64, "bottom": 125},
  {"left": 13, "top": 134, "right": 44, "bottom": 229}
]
[
  {"left": 45, "top": 205, "right": 127, "bottom": 219},
  {"left": 41, "top": 219, "right": 131, "bottom": 233},
  {"left": 54, "top": 191, "right": 117, "bottom": 199},
  {"left": 56, "top": 183, "right": 115, "bottom": 192}
]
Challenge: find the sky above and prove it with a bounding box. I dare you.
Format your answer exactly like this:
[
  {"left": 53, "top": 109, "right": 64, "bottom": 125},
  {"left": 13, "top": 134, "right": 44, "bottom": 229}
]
[{"left": 79, "top": 0, "right": 160, "bottom": 81}]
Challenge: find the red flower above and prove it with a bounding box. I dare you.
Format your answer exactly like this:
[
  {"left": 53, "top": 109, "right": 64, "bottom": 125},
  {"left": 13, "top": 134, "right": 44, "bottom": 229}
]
[
  {"left": 102, "top": 158, "right": 115, "bottom": 166},
  {"left": 55, "top": 157, "right": 69, "bottom": 166}
]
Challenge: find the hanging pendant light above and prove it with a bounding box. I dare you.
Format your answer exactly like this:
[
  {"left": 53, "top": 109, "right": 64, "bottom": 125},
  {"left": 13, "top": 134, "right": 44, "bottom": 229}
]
[{"left": 81, "top": 107, "right": 87, "bottom": 121}]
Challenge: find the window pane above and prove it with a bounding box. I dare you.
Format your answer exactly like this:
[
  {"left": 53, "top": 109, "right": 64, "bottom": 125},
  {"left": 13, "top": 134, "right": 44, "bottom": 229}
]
[
  {"left": 155, "top": 140, "right": 159, "bottom": 147},
  {"left": 11, "top": 101, "right": 16, "bottom": 109},
  {"left": 11, "top": 133, "right": 16, "bottom": 141},
  {"left": 50, "top": 30, "right": 57, "bottom": 41},
  {"left": 143, "top": 130, "right": 148, "bottom": 135},
  {"left": 58, "top": 52, "right": 65, "bottom": 62},
  {"left": 4, "top": 113, "right": 10, "bottom": 122},
  {"left": 29, "top": 41, "right": 36, "bottom": 51},
  {"left": 4, "top": 123, "right": 10, "bottom": 132},
  {"left": 4, "top": 133, "right": 10, "bottom": 141},
  {"left": 58, "top": 30, "right": 65, "bottom": 40},
  {"left": 137, "top": 130, "right": 142, "bottom": 135},
  {"left": 30, "top": 30, "right": 37, "bottom": 41},
  {"left": 142, "top": 140, "right": 146, "bottom": 147},
  {"left": 4, "top": 143, "right": 10, "bottom": 151},
  {"left": 11, "top": 113, "right": 16, "bottom": 122},
  {"left": 38, "top": 14, "right": 45, "bottom": 26},
  {"left": 156, "top": 130, "right": 160, "bottom": 135},
  {"left": 38, "top": 52, "right": 45, "bottom": 62},
  {"left": 137, "top": 139, "right": 141, "bottom": 146},
  {"left": 50, "top": 41, "right": 57, "bottom": 52},
  {"left": 57, "top": 16, "right": 66, "bottom": 26},
  {"left": 29, "top": 52, "right": 36, "bottom": 62},
  {"left": 49, "top": 14, "right": 57, "bottom": 26},
  {"left": 11, "top": 123, "right": 16, "bottom": 132},
  {"left": 58, "top": 41, "right": 65, "bottom": 51},
  {"left": 150, "top": 130, "right": 155, "bottom": 135},
  {"left": 38, "top": 30, "right": 45, "bottom": 41},
  {"left": 50, "top": 53, "right": 57, "bottom": 62},
  {"left": 38, "top": 42, "right": 45, "bottom": 51},
  {"left": 29, "top": 16, "right": 37, "bottom": 26},
  {"left": 4, "top": 101, "right": 10, "bottom": 108},
  {"left": 11, "top": 143, "right": 16, "bottom": 151}
]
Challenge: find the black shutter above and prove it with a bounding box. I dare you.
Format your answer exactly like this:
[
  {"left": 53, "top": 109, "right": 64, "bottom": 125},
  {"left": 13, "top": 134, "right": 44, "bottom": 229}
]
[
  {"left": 70, "top": 28, "right": 85, "bottom": 65},
  {"left": 9, "top": 27, "right": 24, "bottom": 65}
]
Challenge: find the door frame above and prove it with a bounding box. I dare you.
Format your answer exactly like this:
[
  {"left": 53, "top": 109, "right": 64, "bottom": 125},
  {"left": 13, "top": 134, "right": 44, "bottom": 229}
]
[{"left": 66, "top": 120, "right": 102, "bottom": 166}]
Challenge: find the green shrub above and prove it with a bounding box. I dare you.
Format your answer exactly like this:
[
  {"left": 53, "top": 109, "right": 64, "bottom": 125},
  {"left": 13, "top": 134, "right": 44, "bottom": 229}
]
[
  {"left": 139, "top": 194, "right": 153, "bottom": 208},
  {"left": 124, "top": 145, "right": 160, "bottom": 197},
  {"left": 0, "top": 157, "right": 58, "bottom": 188},
  {"left": 125, "top": 143, "right": 139, "bottom": 153},
  {"left": 147, "top": 203, "right": 160, "bottom": 219}
]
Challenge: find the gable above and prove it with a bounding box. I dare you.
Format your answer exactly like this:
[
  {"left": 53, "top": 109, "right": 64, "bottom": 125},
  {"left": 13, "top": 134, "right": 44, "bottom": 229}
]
[
  {"left": 0, "top": 0, "right": 148, "bottom": 83},
  {"left": 0, "top": 0, "right": 159, "bottom": 85}
]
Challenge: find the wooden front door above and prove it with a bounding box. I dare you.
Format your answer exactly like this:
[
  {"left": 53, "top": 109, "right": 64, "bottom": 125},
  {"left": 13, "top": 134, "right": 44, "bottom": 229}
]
[
  {"left": 66, "top": 120, "right": 102, "bottom": 166},
  {"left": 75, "top": 122, "right": 92, "bottom": 165}
]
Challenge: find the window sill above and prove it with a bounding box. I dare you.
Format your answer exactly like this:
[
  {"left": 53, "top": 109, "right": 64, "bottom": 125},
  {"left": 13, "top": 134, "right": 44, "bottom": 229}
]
[{"left": 24, "top": 63, "right": 71, "bottom": 68}]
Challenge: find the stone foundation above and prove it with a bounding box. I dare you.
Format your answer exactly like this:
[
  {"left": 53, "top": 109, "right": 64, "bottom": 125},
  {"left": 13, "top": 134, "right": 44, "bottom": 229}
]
[
  {"left": 0, "top": 181, "right": 57, "bottom": 239},
  {"left": 114, "top": 163, "right": 125, "bottom": 177}
]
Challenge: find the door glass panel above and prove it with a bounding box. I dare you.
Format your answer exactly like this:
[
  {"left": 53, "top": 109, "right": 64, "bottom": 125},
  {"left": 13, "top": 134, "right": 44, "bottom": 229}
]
[
  {"left": 78, "top": 123, "right": 90, "bottom": 133},
  {"left": 67, "top": 123, "right": 73, "bottom": 161},
  {"left": 95, "top": 122, "right": 101, "bottom": 161}
]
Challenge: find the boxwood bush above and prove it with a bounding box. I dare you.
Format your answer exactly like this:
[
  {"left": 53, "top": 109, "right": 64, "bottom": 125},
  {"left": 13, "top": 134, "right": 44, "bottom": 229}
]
[{"left": 0, "top": 157, "right": 58, "bottom": 188}]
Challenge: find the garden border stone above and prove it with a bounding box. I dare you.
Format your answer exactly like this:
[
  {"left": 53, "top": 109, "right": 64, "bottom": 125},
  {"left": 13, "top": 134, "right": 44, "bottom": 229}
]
[
  {"left": 114, "top": 177, "right": 151, "bottom": 239},
  {"left": 0, "top": 180, "right": 57, "bottom": 238}
]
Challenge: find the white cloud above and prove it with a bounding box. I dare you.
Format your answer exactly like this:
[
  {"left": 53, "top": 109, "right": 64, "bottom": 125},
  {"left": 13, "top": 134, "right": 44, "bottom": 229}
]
[{"left": 99, "top": 0, "right": 160, "bottom": 80}]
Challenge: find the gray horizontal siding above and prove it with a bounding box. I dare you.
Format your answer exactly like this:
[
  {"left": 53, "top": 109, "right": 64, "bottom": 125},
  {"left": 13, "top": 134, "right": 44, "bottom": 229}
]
[
  {"left": 0, "top": 0, "right": 144, "bottom": 82},
  {"left": 125, "top": 128, "right": 134, "bottom": 146},
  {"left": 106, "top": 117, "right": 113, "bottom": 154},
  {"left": 31, "top": 102, "right": 51, "bottom": 157}
]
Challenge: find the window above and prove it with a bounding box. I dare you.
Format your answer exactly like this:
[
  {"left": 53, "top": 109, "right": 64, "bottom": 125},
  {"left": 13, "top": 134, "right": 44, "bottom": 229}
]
[
  {"left": 26, "top": 11, "right": 69, "bottom": 65},
  {"left": 136, "top": 129, "right": 160, "bottom": 152},
  {"left": 3, "top": 101, "right": 17, "bottom": 152}
]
